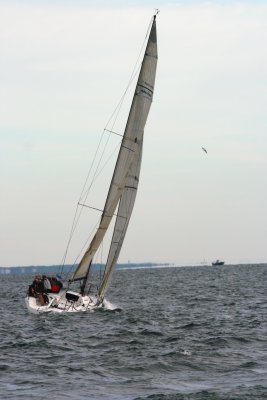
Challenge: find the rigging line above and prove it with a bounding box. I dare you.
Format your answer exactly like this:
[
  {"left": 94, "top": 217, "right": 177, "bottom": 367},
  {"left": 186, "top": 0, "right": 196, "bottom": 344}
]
[
  {"left": 75, "top": 219, "right": 100, "bottom": 263},
  {"left": 104, "top": 62, "right": 140, "bottom": 129},
  {"left": 80, "top": 131, "right": 113, "bottom": 203},
  {"left": 61, "top": 129, "right": 107, "bottom": 268},
  {"left": 60, "top": 203, "right": 80, "bottom": 269},
  {"left": 72, "top": 16, "right": 151, "bottom": 210},
  {"left": 105, "top": 128, "right": 143, "bottom": 146},
  {"left": 87, "top": 243, "right": 105, "bottom": 290},
  {"left": 104, "top": 17, "right": 152, "bottom": 132},
  {"left": 78, "top": 202, "right": 128, "bottom": 220},
  {"left": 63, "top": 136, "right": 120, "bottom": 267},
  {"left": 78, "top": 203, "right": 103, "bottom": 213},
  {"left": 70, "top": 128, "right": 120, "bottom": 250},
  {"left": 104, "top": 129, "right": 123, "bottom": 137},
  {"left": 63, "top": 201, "right": 105, "bottom": 282},
  {"left": 104, "top": 65, "right": 140, "bottom": 132},
  {"left": 81, "top": 140, "right": 121, "bottom": 202},
  {"left": 79, "top": 118, "right": 119, "bottom": 207},
  {"left": 79, "top": 41, "right": 140, "bottom": 200},
  {"left": 60, "top": 198, "right": 92, "bottom": 269},
  {"left": 79, "top": 129, "right": 108, "bottom": 203},
  {"left": 81, "top": 118, "right": 125, "bottom": 206},
  {"left": 80, "top": 130, "right": 110, "bottom": 203},
  {"left": 65, "top": 132, "right": 114, "bottom": 258}
]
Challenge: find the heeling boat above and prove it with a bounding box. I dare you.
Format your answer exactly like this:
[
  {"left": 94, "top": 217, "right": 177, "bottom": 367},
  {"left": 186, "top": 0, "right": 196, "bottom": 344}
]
[{"left": 25, "top": 14, "right": 158, "bottom": 313}]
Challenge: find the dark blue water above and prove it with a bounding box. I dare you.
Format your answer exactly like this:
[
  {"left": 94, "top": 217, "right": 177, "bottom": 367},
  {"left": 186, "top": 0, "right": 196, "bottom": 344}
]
[{"left": 1, "top": 264, "right": 266, "bottom": 399}]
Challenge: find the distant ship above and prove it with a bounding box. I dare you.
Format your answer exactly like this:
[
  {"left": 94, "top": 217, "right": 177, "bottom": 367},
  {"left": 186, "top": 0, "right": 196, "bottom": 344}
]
[{"left": 212, "top": 260, "right": 225, "bottom": 266}]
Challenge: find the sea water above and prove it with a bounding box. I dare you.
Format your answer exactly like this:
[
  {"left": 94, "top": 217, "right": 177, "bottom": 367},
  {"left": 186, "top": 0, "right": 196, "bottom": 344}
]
[{"left": 0, "top": 264, "right": 266, "bottom": 400}]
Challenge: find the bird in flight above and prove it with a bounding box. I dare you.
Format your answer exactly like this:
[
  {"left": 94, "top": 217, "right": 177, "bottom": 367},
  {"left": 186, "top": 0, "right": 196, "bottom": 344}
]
[{"left": 201, "top": 147, "right": 208, "bottom": 154}]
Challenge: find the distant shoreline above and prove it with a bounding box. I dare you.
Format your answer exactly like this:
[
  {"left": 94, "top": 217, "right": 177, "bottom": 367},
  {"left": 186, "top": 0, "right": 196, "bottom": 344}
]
[
  {"left": 0, "top": 262, "right": 173, "bottom": 275},
  {"left": 0, "top": 262, "right": 266, "bottom": 275}
]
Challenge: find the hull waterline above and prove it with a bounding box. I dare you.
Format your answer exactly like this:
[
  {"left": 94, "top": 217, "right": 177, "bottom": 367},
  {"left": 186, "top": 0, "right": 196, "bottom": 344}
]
[{"left": 25, "top": 290, "right": 103, "bottom": 314}]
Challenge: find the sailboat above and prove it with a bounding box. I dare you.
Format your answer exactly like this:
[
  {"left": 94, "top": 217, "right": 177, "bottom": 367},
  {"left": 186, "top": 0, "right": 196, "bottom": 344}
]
[{"left": 25, "top": 14, "right": 158, "bottom": 313}]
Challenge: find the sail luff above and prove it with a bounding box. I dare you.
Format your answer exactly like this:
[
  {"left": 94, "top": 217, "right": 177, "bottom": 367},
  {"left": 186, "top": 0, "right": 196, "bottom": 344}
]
[{"left": 70, "top": 15, "right": 158, "bottom": 284}]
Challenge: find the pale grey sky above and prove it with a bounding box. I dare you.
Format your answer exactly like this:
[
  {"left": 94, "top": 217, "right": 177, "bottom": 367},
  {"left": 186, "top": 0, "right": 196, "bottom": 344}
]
[{"left": 1, "top": 0, "right": 266, "bottom": 267}]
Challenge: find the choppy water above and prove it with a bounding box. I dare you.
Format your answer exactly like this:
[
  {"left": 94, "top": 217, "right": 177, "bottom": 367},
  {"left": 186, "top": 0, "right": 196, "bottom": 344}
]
[{"left": 0, "top": 264, "right": 266, "bottom": 400}]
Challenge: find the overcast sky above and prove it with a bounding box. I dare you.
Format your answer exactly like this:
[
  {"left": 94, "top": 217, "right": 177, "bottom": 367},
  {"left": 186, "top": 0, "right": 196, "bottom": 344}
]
[{"left": 1, "top": 0, "right": 266, "bottom": 267}]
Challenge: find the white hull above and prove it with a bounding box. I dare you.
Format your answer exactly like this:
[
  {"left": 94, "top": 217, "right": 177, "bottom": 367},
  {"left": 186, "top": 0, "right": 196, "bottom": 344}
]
[{"left": 25, "top": 289, "right": 103, "bottom": 314}]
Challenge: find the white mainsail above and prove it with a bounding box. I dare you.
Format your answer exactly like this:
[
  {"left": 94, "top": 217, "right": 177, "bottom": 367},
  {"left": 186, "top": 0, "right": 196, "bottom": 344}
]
[{"left": 70, "top": 16, "right": 158, "bottom": 289}]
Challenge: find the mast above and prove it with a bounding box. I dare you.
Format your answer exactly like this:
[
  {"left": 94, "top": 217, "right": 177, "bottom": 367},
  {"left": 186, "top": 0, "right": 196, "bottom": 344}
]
[{"left": 70, "top": 15, "right": 158, "bottom": 291}]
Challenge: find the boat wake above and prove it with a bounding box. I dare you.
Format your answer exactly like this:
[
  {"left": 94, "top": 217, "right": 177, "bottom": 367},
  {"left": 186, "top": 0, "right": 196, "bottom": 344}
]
[{"left": 102, "top": 299, "right": 122, "bottom": 312}]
